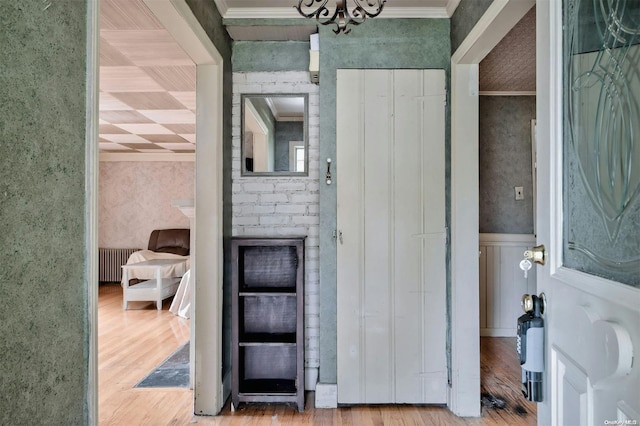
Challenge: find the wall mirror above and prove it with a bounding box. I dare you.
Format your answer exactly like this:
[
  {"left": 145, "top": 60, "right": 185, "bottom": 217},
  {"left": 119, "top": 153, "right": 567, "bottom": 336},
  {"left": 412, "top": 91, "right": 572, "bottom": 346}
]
[{"left": 241, "top": 94, "right": 309, "bottom": 176}]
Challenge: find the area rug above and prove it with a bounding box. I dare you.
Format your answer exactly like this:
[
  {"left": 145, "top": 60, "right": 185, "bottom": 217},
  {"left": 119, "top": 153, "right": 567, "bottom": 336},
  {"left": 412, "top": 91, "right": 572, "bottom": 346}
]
[{"left": 135, "top": 342, "right": 189, "bottom": 388}]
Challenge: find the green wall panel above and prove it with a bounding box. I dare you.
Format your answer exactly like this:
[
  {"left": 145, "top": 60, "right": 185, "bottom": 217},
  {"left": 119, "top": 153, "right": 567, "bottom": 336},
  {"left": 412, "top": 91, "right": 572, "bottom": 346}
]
[
  {"left": 233, "top": 41, "right": 310, "bottom": 72},
  {"left": 0, "top": 1, "right": 89, "bottom": 423},
  {"left": 479, "top": 96, "right": 536, "bottom": 234},
  {"left": 450, "top": 0, "right": 495, "bottom": 54}
]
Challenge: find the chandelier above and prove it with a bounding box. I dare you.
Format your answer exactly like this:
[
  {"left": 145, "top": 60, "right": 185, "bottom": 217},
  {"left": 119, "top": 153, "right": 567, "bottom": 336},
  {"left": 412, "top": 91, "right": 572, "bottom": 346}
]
[{"left": 295, "top": 0, "right": 386, "bottom": 34}]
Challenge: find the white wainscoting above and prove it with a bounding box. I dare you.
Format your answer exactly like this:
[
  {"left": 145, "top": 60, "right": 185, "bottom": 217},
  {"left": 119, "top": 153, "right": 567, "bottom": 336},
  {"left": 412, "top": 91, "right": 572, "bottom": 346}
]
[{"left": 479, "top": 233, "right": 536, "bottom": 337}]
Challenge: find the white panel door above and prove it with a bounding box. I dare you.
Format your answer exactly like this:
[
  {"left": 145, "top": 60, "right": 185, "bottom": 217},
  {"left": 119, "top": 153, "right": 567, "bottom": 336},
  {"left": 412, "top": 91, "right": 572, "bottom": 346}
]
[
  {"left": 537, "top": 2, "right": 640, "bottom": 425},
  {"left": 336, "top": 69, "right": 447, "bottom": 404}
]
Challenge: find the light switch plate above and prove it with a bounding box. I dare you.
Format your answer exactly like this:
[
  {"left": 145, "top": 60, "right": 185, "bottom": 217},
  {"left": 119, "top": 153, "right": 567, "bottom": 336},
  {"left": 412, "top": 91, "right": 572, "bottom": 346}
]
[{"left": 515, "top": 186, "right": 524, "bottom": 200}]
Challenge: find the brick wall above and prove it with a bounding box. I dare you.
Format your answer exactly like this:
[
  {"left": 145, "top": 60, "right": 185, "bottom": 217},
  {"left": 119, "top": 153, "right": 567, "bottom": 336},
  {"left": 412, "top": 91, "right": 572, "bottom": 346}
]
[{"left": 232, "top": 72, "right": 320, "bottom": 388}]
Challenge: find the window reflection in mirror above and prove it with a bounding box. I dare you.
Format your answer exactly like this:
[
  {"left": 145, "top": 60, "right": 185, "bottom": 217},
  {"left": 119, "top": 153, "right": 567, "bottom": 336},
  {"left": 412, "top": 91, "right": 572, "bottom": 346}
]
[{"left": 241, "top": 94, "right": 308, "bottom": 176}]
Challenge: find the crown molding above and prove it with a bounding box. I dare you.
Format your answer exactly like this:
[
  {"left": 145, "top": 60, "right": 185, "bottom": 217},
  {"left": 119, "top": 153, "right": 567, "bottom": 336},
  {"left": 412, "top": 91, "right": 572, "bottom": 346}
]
[
  {"left": 99, "top": 152, "right": 195, "bottom": 162},
  {"left": 381, "top": 7, "right": 449, "bottom": 18},
  {"left": 223, "top": 7, "right": 300, "bottom": 19},
  {"left": 446, "top": 0, "right": 461, "bottom": 17},
  {"left": 223, "top": 6, "right": 450, "bottom": 20}
]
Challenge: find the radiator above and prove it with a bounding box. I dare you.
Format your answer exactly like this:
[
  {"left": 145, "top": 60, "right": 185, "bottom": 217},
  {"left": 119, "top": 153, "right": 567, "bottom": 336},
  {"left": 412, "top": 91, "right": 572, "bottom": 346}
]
[{"left": 99, "top": 248, "right": 141, "bottom": 283}]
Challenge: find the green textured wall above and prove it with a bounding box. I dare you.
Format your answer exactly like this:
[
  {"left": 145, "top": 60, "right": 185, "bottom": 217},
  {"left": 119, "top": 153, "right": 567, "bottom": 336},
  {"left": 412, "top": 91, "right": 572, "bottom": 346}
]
[
  {"left": 317, "top": 18, "right": 451, "bottom": 384},
  {"left": 450, "top": 0, "right": 495, "bottom": 54},
  {"left": 479, "top": 96, "right": 536, "bottom": 234},
  {"left": 233, "top": 41, "right": 310, "bottom": 72},
  {"left": 0, "top": 1, "right": 89, "bottom": 424}
]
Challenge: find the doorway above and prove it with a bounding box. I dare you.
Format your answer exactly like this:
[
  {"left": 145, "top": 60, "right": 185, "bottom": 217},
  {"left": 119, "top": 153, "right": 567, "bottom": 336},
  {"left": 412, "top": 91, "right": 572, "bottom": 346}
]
[
  {"left": 476, "top": 6, "right": 537, "bottom": 419},
  {"left": 449, "top": 0, "right": 536, "bottom": 417},
  {"left": 89, "top": 0, "right": 225, "bottom": 421}
]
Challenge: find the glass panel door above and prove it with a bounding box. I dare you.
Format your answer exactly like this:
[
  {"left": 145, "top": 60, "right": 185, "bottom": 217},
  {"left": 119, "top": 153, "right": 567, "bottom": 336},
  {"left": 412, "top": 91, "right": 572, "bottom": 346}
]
[{"left": 563, "top": 0, "right": 640, "bottom": 286}]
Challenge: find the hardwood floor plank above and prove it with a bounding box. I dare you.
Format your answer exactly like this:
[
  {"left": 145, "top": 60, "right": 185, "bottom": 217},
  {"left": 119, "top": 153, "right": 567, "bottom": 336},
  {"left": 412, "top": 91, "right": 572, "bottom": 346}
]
[{"left": 99, "top": 283, "right": 536, "bottom": 425}]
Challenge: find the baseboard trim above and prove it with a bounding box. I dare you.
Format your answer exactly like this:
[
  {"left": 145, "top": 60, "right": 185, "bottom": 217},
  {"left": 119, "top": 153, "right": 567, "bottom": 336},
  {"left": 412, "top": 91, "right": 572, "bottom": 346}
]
[
  {"left": 479, "top": 233, "right": 535, "bottom": 246},
  {"left": 315, "top": 383, "right": 337, "bottom": 408}
]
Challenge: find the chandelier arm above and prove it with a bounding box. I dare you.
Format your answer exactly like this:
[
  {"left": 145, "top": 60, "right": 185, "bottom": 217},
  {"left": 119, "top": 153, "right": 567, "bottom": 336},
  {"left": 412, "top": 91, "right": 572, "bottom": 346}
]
[
  {"left": 295, "top": 0, "right": 331, "bottom": 19},
  {"left": 295, "top": 0, "right": 386, "bottom": 34},
  {"left": 351, "top": 0, "right": 385, "bottom": 18}
]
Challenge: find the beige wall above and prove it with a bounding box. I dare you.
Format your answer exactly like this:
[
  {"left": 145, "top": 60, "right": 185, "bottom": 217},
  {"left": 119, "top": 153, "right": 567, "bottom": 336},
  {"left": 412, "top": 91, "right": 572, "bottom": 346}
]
[{"left": 99, "top": 161, "right": 194, "bottom": 249}]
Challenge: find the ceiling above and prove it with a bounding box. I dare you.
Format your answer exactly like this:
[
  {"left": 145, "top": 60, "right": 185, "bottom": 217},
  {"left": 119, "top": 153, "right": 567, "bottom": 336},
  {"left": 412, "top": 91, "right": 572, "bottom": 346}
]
[
  {"left": 98, "top": 0, "right": 534, "bottom": 155},
  {"left": 479, "top": 7, "right": 536, "bottom": 92},
  {"left": 99, "top": 0, "right": 196, "bottom": 155}
]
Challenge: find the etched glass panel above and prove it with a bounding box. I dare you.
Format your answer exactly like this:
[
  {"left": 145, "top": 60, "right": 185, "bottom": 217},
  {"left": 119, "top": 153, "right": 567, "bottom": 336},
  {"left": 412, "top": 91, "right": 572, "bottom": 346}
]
[{"left": 563, "top": 0, "right": 640, "bottom": 286}]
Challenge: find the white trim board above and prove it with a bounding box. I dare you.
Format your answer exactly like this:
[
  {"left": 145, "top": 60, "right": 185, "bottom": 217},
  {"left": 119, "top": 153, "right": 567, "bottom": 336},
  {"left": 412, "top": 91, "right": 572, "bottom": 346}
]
[
  {"left": 479, "top": 233, "right": 535, "bottom": 246},
  {"left": 452, "top": 0, "right": 535, "bottom": 64},
  {"left": 221, "top": 6, "right": 450, "bottom": 20},
  {"left": 143, "top": 0, "right": 226, "bottom": 415},
  {"left": 86, "top": 0, "right": 99, "bottom": 422}
]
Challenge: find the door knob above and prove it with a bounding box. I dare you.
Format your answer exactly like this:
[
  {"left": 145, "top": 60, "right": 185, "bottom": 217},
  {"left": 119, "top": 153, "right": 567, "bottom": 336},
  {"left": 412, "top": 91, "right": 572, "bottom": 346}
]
[{"left": 524, "top": 244, "right": 546, "bottom": 266}]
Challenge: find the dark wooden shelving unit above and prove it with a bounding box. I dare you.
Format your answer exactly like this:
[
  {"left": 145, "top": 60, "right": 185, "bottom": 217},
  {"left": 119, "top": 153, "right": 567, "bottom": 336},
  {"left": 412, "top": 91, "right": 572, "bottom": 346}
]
[{"left": 231, "top": 237, "right": 305, "bottom": 412}]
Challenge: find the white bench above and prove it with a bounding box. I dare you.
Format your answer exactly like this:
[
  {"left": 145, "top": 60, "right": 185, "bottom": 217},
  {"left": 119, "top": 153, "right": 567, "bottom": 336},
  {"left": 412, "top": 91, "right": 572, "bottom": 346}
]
[{"left": 121, "top": 259, "right": 186, "bottom": 310}]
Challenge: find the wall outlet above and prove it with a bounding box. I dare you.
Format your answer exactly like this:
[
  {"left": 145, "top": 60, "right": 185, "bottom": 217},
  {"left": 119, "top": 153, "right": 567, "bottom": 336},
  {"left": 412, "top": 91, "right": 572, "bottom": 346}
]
[{"left": 515, "top": 186, "right": 524, "bottom": 201}]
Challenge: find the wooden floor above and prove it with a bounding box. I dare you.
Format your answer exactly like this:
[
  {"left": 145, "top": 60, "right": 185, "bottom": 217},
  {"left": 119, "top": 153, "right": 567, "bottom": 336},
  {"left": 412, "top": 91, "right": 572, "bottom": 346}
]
[{"left": 98, "top": 283, "right": 536, "bottom": 425}]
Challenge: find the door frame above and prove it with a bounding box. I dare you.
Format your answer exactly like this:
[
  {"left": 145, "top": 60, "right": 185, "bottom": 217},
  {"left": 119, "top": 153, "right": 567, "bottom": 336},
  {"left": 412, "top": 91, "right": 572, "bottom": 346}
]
[
  {"left": 449, "top": 0, "right": 535, "bottom": 416},
  {"left": 87, "top": 0, "right": 225, "bottom": 420}
]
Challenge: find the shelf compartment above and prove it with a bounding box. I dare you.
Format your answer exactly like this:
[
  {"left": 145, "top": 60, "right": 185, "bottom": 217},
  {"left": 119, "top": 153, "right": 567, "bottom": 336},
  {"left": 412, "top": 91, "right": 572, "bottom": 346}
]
[
  {"left": 239, "top": 379, "right": 296, "bottom": 395},
  {"left": 239, "top": 345, "right": 297, "bottom": 384},
  {"left": 239, "top": 287, "right": 296, "bottom": 296},
  {"left": 239, "top": 332, "right": 296, "bottom": 345},
  {"left": 240, "top": 295, "right": 296, "bottom": 335},
  {"left": 239, "top": 246, "right": 298, "bottom": 290}
]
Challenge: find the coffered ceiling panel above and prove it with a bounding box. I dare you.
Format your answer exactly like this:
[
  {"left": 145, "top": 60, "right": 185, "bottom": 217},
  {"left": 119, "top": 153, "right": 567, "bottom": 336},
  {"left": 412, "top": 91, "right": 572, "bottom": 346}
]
[
  {"left": 168, "top": 92, "right": 196, "bottom": 111},
  {"left": 100, "top": 66, "right": 166, "bottom": 92},
  {"left": 100, "top": 39, "right": 134, "bottom": 66},
  {"left": 114, "top": 124, "right": 174, "bottom": 134},
  {"left": 101, "top": 134, "right": 154, "bottom": 144},
  {"left": 101, "top": 0, "right": 164, "bottom": 30},
  {"left": 111, "top": 92, "right": 187, "bottom": 110},
  {"left": 141, "top": 66, "right": 196, "bottom": 92},
  {"left": 155, "top": 143, "right": 197, "bottom": 151},
  {"left": 100, "top": 93, "right": 132, "bottom": 111},
  {"left": 100, "top": 110, "right": 154, "bottom": 124},
  {"left": 163, "top": 124, "right": 196, "bottom": 134},
  {"left": 120, "top": 143, "right": 164, "bottom": 151},
  {"left": 99, "top": 124, "right": 130, "bottom": 134},
  {"left": 141, "top": 134, "right": 191, "bottom": 144},
  {"left": 138, "top": 110, "right": 196, "bottom": 124},
  {"left": 101, "top": 30, "right": 194, "bottom": 67}
]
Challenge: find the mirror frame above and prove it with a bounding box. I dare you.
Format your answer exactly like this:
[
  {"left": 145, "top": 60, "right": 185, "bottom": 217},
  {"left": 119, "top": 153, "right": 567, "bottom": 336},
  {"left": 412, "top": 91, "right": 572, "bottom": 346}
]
[{"left": 240, "top": 93, "right": 309, "bottom": 177}]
